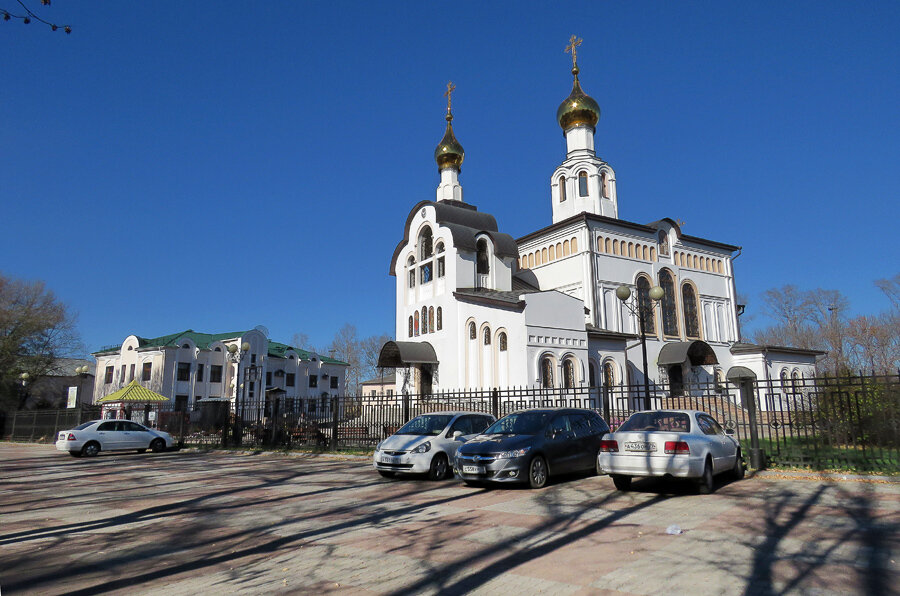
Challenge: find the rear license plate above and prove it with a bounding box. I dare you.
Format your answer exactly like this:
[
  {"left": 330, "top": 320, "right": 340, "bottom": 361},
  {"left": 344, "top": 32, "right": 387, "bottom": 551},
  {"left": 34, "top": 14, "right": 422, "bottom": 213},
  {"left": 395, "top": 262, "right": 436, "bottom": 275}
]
[
  {"left": 462, "top": 465, "right": 485, "bottom": 474},
  {"left": 625, "top": 442, "right": 656, "bottom": 452},
  {"left": 381, "top": 456, "right": 401, "bottom": 464}
]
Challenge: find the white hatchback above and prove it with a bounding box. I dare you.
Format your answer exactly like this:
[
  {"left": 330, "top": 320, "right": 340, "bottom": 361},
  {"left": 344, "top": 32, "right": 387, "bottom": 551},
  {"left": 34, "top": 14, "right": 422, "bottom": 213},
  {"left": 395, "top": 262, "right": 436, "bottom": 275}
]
[
  {"left": 55, "top": 420, "right": 175, "bottom": 457},
  {"left": 597, "top": 410, "right": 744, "bottom": 493},
  {"left": 374, "top": 412, "right": 496, "bottom": 480}
]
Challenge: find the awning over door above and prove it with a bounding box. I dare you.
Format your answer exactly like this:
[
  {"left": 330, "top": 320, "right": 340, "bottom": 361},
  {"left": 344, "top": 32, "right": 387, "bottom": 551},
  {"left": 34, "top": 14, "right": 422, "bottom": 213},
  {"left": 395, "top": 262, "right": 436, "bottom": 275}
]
[
  {"left": 726, "top": 366, "right": 757, "bottom": 382},
  {"left": 96, "top": 380, "right": 170, "bottom": 403},
  {"left": 377, "top": 341, "right": 439, "bottom": 368},
  {"left": 657, "top": 340, "right": 718, "bottom": 366}
]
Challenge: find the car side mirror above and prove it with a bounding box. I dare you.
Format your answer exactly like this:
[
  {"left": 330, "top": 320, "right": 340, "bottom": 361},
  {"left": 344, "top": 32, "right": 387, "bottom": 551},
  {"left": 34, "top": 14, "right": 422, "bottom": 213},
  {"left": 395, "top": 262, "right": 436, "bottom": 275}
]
[
  {"left": 725, "top": 428, "right": 735, "bottom": 436},
  {"left": 452, "top": 430, "right": 464, "bottom": 440}
]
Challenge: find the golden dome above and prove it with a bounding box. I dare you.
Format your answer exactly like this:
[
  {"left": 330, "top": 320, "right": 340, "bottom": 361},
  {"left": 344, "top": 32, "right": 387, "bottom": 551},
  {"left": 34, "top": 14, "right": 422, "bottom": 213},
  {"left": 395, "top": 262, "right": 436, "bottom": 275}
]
[
  {"left": 557, "top": 66, "right": 600, "bottom": 131},
  {"left": 434, "top": 112, "right": 464, "bottom": 171}
]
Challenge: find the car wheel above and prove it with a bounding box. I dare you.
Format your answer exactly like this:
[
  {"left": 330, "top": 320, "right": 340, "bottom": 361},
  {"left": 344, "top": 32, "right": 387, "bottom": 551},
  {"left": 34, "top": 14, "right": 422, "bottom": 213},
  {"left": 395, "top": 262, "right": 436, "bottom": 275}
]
[
  {"left": 428, "top": 453, "right": 449, "bottom": 481},
  {"left": 611, "top": 474, "right": 632, "bottom": 491},
  {"left": 81, "top": 442, "right": 100, "bottom": 457},
  {"left": 150, "top": 439, "right": 166, "bottom": 453},
  {"left": 528, "top": 455, "right": 548, "bottom": 489},
  {"left": 378, "top": 470, "right": 396, "bottom": 479},
  {"left": 697, "top": 458, "right": 714, "bottom": 494},
  {"left": 731, "top": 450, "right": 745, "bottom": 480}
]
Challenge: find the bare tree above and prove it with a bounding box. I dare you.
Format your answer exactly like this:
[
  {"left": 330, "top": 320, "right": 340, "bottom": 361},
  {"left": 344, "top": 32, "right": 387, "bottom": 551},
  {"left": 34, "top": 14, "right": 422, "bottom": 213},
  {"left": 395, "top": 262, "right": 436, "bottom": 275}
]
[
  {"left": 0, "top": 273, "right": 83, "bottom": 410},
  {"left": 359, "top": 333, "right": 393, "bottom": 385},
  {"left": 1, "top": 1, "right": 71, "bottom": 33},
  {"left": 752, "top": 285, "right": 818, "bottom": 350},
  {"left": 328, "top": 324, "right": 361, "bottom": 394},
  {"left": 291, "top": 332, "right": 314, "bottom": 354}
]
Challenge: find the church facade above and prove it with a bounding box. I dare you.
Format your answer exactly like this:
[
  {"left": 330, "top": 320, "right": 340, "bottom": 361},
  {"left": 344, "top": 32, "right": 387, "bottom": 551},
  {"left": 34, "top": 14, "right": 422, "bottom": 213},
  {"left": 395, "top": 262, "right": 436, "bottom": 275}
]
[{"left": 379, "top": 42, "right": 819, "bottom": 400}]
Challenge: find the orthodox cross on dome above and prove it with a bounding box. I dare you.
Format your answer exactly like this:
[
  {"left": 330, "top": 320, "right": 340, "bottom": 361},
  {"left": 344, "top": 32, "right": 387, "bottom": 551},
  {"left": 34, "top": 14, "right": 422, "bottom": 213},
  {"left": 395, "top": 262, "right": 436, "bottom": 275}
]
[
  {"left": 444, "top": 81, "right": 456, "bottom": 121},
  {"left": 565, "top": 35, "right": 583, "bottom": 74}
]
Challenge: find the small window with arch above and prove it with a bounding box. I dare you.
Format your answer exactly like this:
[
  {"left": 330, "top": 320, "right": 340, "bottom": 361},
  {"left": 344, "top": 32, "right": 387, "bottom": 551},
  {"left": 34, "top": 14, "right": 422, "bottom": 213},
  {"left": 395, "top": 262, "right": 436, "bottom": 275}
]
[
  {"left": 578, "top": 171, "right": 588, "bottom": 197},
  {"left": 468, "top": 322, "right": 476, "bottom": 340},
  {"left": 483, "top": 327, "right": 491, "bottom": 345},
  {"left": 499, "top": 332, "right": 507, "bottom": 351},
  {"left": 558, "top": 175, "right": 566, "bottom": 202}
]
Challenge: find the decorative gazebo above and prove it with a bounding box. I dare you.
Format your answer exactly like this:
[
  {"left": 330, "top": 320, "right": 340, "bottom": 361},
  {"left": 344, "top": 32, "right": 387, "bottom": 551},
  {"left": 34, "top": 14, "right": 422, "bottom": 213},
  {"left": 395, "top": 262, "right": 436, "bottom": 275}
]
[{"left": 96, "top": 380, "right": 170, "bottom": 426}]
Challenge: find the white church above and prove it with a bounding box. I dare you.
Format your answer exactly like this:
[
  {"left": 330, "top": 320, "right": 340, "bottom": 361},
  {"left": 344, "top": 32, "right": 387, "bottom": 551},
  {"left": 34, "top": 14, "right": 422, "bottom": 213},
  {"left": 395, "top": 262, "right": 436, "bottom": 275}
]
[{"left": 378, "top": 40, "right": 819, "bottom": 397}]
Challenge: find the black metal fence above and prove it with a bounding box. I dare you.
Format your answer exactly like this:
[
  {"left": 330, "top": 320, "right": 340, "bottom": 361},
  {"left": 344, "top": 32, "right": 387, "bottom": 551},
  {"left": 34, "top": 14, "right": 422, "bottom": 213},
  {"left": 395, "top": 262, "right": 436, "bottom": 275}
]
[
  {"left": 4, "top": 406, "right": 102, "bottom": 443},
  {"left": 4, "top": 373, "right": 898, "bottom": 472}
]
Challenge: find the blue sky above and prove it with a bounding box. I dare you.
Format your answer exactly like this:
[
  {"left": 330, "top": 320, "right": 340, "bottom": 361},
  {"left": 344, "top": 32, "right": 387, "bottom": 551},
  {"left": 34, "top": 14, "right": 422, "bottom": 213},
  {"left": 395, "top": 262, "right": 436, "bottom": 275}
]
[{"left": 2, "top": 1, "right": 898, "bottom": 354}]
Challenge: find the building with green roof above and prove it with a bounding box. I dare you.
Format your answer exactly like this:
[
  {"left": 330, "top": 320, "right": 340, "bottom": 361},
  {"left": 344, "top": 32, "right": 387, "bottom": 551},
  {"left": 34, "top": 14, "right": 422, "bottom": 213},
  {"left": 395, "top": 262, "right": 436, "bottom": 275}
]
[{"left": 92, "top": 326, "right": 349, "bottom": 420}]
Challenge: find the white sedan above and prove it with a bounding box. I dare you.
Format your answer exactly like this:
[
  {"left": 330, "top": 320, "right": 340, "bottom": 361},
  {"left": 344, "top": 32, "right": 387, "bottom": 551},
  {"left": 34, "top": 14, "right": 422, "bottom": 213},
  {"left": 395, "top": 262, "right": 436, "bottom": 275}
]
[
  {"left": 597, "top": 410, "right": 744, "bottom": 493},
  {"left": 373, "top": 412, "right": 496, "bottom": 480},
  {"left": 56, "top": 420, "right": 175, "bottom": 457}
]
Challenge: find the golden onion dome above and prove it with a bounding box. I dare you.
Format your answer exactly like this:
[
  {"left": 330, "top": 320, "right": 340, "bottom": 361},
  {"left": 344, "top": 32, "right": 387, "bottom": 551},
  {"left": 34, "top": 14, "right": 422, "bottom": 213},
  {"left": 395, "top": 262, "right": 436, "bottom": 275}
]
[
  {"left": 557, "top": 66, "right": 600, "bottom": 131},
  {"left": 434, "top": 112, "right": 465, "bottom": 171}
]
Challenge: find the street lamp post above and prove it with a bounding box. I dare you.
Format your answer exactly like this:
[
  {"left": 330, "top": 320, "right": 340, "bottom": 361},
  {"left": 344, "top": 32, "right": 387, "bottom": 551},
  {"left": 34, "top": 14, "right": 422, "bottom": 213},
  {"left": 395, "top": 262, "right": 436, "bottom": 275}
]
[
  {"left": 18, "top": 372, "right": 30, "bottom": 409},
  {"left": 226, "top": 342, "right": 251, "bottom": 447},
  {"left": 616, "top": 284, "right": 665, "bottom": 411}
]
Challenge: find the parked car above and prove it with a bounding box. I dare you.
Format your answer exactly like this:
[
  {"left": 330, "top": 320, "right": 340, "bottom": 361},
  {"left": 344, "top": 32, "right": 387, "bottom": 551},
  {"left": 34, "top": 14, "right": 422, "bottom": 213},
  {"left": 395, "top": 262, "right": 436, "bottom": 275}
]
[
  {"left": 454, "top": 408, "right": 610, "bottom": 489},
  {"left": 55, "top": 420, "right": 175, "bottom": 457},
  {"left": 596, "top": 410, "right": 744, "bottom": 493},
  {"left": 373, "top": 412, "right": 496, "bottom": 480}
]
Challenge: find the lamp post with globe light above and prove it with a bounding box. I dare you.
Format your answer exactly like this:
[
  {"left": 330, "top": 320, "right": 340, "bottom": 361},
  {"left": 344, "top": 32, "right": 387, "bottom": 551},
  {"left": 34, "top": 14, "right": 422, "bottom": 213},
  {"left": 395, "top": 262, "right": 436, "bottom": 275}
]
[
  {"left": 616, "top": 284, "right": 665, "bottom": 411},
  {"left": 225, "top": 342, "right": 250, "bottom": 447}
]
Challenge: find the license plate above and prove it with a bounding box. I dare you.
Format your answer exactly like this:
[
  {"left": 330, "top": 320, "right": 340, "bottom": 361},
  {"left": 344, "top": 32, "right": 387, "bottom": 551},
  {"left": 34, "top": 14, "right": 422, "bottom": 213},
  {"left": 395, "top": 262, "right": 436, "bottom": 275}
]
[
  {"left": 625, "top": 442, "right": 656, "bottom": 452},
  {"left": 381, "top": 456, "right": 401, "bottom": 464},
  {"left": 462, "top": 465, "right": 485, "bottom": 474}
]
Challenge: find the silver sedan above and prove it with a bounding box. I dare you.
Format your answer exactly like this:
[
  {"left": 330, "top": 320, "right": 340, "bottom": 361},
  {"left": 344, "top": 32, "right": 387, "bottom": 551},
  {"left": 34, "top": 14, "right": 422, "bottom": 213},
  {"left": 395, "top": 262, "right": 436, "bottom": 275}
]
[
  {"left": 55, "top": 420, "right": 175, "bottom": 457},
  {"left": 597, "top": 410, "right": 744, "bottom": 493}
]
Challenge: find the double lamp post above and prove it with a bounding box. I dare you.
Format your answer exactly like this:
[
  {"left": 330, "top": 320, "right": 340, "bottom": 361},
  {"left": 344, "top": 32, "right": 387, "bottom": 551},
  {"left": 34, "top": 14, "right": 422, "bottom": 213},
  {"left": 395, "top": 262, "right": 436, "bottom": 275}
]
[{"left": 615, "top": 283, "right": 664, "bottom": 411}]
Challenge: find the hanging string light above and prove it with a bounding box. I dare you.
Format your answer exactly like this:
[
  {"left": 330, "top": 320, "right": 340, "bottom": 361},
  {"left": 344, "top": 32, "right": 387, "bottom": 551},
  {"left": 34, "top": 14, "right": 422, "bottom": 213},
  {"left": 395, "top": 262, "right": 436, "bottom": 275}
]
[{"left": 1, "top": 0, "right": 71, "bottom": 33}]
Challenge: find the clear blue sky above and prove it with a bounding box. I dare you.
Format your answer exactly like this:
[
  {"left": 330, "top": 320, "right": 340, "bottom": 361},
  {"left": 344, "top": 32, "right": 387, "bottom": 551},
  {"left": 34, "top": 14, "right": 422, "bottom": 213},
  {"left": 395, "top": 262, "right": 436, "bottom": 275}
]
[{"left": 2, "top": 1, "right": 898, "bottom": 354}]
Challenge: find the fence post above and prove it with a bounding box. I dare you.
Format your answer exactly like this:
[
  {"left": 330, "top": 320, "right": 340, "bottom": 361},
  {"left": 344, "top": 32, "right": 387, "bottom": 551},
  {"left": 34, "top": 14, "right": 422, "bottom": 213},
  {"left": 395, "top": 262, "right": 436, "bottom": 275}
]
[
  {"left": 402, "top": 390, "right": 410, "bottom": 424},
  {"left": 179, "top": 410, "right": 186, "bottom": 449},
  {"left": 330, "top": 395, "right": 339, "bottom": 451},
  {"left": 10, "top": 411, "right": 17, "bottom": 440},
  {"left": 739, "top": 380, "right": 764, "bottom": 470},
  {"left": 491, "top": 389, "right": 499, "bottom": 419}
]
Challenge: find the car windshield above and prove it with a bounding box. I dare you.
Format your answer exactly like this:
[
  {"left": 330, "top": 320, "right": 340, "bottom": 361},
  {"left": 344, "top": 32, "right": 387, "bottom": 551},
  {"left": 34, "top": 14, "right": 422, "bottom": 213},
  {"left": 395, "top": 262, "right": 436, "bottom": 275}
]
[
  {"left": 73, "top": 421, "right": 97, "bottom": 430},
  {"left": 395, "top": 414, "right": 454, "bottom": 436},
  {"left": 619, "top": 412, "right": 691, "bottom": 433},
  {"left": 484, "top": 411, "right": 552, "bottom": 435}
]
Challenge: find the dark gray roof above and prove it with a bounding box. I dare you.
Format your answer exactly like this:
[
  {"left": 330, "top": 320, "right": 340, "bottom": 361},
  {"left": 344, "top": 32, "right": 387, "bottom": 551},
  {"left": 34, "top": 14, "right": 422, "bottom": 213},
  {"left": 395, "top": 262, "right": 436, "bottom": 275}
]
[
  {"left": 377, "top": 341, "right": 439, "bottom": 367},
  {"left": 730, "top": 342, "right": 826, "bottom": 356},
  {"left": 390, "top": 200, "right": 519, "bottom": 275},
  {"left": 360, "top": 372, "right": 396, "bottom": 386},
  {"left": 585, "top": 325, "right": 637, "bottom": 341},
  {"left": 658, "top": 341, "right": 719, "bottom": 366},
  {"left": 453, "top": 287, "right": 534, "bottom": 309}
]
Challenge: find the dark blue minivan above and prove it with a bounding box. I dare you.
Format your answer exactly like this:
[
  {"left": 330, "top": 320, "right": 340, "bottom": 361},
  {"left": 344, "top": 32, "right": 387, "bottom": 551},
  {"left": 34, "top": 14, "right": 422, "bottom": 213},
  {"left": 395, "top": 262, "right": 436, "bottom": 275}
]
[{"left": 454, "top": 408, "right": 610, "bottom": 488}]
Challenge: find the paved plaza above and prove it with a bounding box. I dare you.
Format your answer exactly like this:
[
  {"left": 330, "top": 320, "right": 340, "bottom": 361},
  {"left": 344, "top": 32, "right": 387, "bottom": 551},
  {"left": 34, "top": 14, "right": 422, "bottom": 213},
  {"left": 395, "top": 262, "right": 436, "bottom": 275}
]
[{"left": 0, "top": 443, "right": 897, "bottom": 595}]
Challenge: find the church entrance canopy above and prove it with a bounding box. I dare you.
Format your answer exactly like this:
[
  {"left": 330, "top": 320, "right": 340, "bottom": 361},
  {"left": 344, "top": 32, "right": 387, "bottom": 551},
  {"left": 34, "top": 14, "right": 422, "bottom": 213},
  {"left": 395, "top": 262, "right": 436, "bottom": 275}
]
[
  {"left": 657, "top": 340, "right": 718, "bottom": 366},
  {"left": 726, "top": 366, "right": 757, "bottom": 382},
  {"left": 96, "top": 380, "right": 170, "bottom": 404},
  {"left": 377, "top": 341, "right": 439, "bottom": 368}
]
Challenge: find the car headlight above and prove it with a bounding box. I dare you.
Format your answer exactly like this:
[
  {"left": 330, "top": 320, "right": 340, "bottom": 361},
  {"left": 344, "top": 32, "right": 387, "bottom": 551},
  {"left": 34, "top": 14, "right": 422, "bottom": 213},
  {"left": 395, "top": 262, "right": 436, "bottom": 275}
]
[
  {"left": 496, "top": 447, "right": 530, "bottom": 459},
  {"left": 412, "top": 441, "right": 431, "bottom": 454}
]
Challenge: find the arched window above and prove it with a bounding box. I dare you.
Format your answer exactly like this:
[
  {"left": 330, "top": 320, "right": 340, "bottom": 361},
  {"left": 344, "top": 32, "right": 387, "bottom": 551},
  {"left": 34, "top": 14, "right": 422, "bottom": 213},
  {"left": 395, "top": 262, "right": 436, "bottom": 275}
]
[
  {"left": 571, "top": 237, "right": 578, "bottom": 252},
  {"left": 600, "top": 171, "right": 609, "bottom": 198},
  {"left": 596, "top": 237, "right": 603, "bottom": 253},
  {"left": 535, "top": 251, "right": 542, "bottom": 266},
  {"left": 620, "top": 241, "right": 627, "bottom": 256},
  {"left": 658, "top": 230, "right": 670, "bottom": 256},
  {"left": 436, "top": 242, "right": 444, "bottom": 254},
  {"left": 791, "top": 370, "right": 801, "bottom": 392},
  {"left": 419, "top": 227, "right": 433, "bottom": 260},
  {"left": 605, "top": 238, "right": 612, "bottom": 253},
  {"left": 407, "top": 255, "right": 416, "bottom": 288},
  {"left": 541, "top": 247, "right": 548, "bottom": 263},
  {"left": 693, "top": 255, "right": 699, "bottom": 269},
  {"left": 628, "top": 242, "right": 634, "bottom": 258},
  {"left": 541, "top": 357, "right": 554, "bottom": 388},
  {"left": 528, "top": 253, "right": 534, "bottom": 268},
  {"left": 476, "top": 239, "right": 490, "bottom": 274},
  {"left": 563, "top": 240, "right": 570, "bottom": 256},
  {"left": 636, "top": 276, "right": 657, "bottom": 335},
  {"left": 483, "top": 327, "right": 491, "bottom": 345},
  {"left": 428, "top": 307, "right": 435, "bottom": 333},
  {"left": 642, "top": 245, "right": 649, "bottom": 260},
  {"left": 563, "top": 359, "right": 576, "bottom": 388},
  {"left": 658, "top": 270, "right": 679, "bottom": 337},
  {"left": 556, "top": 242, "right": 562, "bottom": 257},
  {"left": 558, "top": 176, "right": 566, "bottom": 202},
  {"left": 549, "top": 244, "right": 556, "bottom": 260},
  {"left": 499, "top": 332, "right": 507, "bottom": 351},
  {"left": 408, "top": 316, "right": 413, "bottom": 338},
  {"left": 717, "top": 260, "right": 723, "bottom": 274},
  {"left": 780, "top": 369, "right": 790, "bottom": 392},
  {"left": 468, "top": 322, "right": 476, "bottom": 340},
  {"left": 612, "top": 239, "right": 619, "bottom": 254},
  {"left": 682, "top": 283, "right": 700, "bottom": 338},
  {"left": 650, "top": 246, "right": 656, "bottom": 261},
  {"left": 714, "top": 368, "right": 725, "bottom": 393},
  {"left": 578, "top": 171, "right": 588, "bottom": 196},
  {"left": 436, "top": 307, "right": 442, "bottom": 331},
  {"left": 603, "top": 361, "right": 616, "bottom": 387},
  {"left": 414, "top": 311, "right": 420, "bottom": 336},
  {"left": 421, "top": 307, "right": 428, "bottom": 333}
]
